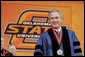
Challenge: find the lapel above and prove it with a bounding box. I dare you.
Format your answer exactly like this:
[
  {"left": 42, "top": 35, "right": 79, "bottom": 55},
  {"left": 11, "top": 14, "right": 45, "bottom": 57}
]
[
  {"left": 48, "top": 28, "right": 60, "bottom": 56},
  {"left": 62, "top": 27, "right": 71, "bottom": 56}
]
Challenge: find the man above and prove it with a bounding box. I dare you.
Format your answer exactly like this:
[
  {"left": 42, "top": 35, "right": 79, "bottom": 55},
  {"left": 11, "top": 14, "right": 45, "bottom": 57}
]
[
  {"left": 7, "top": 45, "right": 16, "bottom": 56},
  {"left": 1, "top": 37, "right": 13, "bottom": 56},
  {"left": 34, "top": 10, "right": 82, "bottom": 56}
]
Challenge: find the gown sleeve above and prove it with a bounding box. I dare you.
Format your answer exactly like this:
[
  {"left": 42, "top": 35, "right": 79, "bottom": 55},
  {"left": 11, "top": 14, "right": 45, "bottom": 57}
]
[
  {"left": 34, "top": 34, "right": 44, "bottom": 56},
  {"left": 72, "top": 31, "right": 82, "bottom": 56}
]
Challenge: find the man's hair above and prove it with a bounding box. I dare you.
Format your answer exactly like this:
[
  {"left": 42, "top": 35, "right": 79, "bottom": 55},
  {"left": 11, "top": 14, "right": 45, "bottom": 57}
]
[{"left": 48, "top": 10, "right": 63, "bottom": 19}]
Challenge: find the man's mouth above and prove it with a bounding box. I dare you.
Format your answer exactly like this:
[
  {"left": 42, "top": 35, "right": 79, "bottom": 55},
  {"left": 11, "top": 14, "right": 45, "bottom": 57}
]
[
  {"left": 52, "top": 21, "right": 59, "bottom": 24},
  {"left": 53, "top": 22, "right": 59, "bottom": 25}
]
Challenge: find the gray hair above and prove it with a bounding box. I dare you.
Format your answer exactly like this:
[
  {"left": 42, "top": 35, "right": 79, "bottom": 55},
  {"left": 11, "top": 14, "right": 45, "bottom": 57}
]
[{"left": 48, "top": 10, "right": 63, "bottom": 19}]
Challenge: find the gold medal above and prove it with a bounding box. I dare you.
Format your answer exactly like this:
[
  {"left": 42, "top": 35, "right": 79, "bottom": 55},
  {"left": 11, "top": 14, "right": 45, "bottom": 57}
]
[{"left": 57, "top": 49, "right": 63, "bottom": 55}]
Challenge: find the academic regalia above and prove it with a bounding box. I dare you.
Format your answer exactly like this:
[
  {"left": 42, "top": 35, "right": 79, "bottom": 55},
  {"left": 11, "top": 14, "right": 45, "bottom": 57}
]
[
  {"left": 34, "top": 27, "right": 82, "bottom": 56},
  {"left": 1, "top": 48, "right": 13, "bottom": 56}
]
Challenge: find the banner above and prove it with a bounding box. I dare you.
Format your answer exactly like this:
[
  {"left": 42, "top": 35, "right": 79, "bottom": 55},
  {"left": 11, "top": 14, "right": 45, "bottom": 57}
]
[{"left": 1, "top": 1, "right": 84, "bottom": 56}]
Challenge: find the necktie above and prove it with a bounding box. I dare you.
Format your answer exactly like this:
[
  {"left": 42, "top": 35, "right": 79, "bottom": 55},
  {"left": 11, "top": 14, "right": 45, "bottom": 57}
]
[{"left": 55, "top": 31, "right": 60, "bottom": 39}]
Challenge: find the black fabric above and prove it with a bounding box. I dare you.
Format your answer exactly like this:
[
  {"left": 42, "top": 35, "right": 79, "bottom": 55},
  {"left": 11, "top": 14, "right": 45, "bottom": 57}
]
[
  {"left": 62, "top": 27, "right": 71, "bottom": 56},
  {"left": 73, "top": 41, "right": 80, "bottom": 46},
  {"left": 34, "top": 45, "right": 44, "bottom": 56},
  {"left": 34, "top": 52, "right": 43, "bottom": 56},
  {"left": 1, "top": 49, "right": 13, "bottom": 56},
  {"left": 35, "top": 45, "right": 44, "bottom": 51},
  {"left": 1, "top": 49, "right": 4, "bottom": 54},
  {"left": 48, "top": 28, "right": 61, "bottom": 56},
  {"left": 5, "top": 52, "right": 13, "bottom": 56},
  {"left": 74, "top": 48, "right": 82, "bottom": 53}
]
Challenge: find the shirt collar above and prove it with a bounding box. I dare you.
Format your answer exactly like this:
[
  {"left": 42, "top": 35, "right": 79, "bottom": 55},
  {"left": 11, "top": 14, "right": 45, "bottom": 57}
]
[{"left": 54, "top": 26, "right": 61, "bottom": 32}]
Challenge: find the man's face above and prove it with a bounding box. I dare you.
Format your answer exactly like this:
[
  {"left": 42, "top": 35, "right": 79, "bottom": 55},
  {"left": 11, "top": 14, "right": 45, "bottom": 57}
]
[{"left": 48, "top": 12, "right": 62, "bottom": 28}]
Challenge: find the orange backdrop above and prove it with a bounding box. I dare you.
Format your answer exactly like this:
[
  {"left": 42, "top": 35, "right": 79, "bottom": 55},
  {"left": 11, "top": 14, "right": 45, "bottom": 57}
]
[{"left": 1, "top": 1, "right": 84, "bottom": 56}]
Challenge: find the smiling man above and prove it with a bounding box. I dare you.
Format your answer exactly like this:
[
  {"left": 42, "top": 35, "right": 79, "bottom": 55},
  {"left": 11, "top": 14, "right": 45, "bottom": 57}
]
[{"left": 34, "top": 10, "right": 82, "bottom": 56}]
